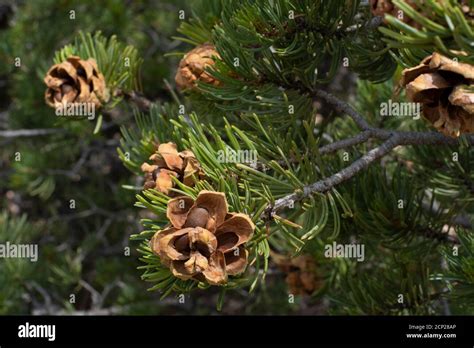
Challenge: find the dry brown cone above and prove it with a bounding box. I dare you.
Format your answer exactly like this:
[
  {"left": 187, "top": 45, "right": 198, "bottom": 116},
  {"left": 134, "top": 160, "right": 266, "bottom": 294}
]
[
  {"left": 370, "top": 0, "right": 396, "bottom": 17},
  {"left": 175, "top": 43, "right": 221, "bottom": 90},
  {"left": 371, "top": 1, "right": 473, "bottom": 25},
  {"left": 150, "top": 191, "right": 255, "bottom": 285},
  {"left": 272, "top": 252, "right": 322, "bottom": 296},
  {"left": 44, "top": 56, "right": 109, "bottom": 109},
  {"left": 401, "top": 52, "right": 474, "bottom": 137},
  {"left": 141, "top": 142, "right": 204, "bottom": 195},
  {"left": 370, "top": 0, "right": 421, "bottom": 27}
]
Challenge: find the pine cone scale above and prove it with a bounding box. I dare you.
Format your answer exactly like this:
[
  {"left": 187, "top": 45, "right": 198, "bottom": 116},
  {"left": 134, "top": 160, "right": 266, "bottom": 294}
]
[{"left": 224, "top": 246, "right": 248, "bottom": 275}]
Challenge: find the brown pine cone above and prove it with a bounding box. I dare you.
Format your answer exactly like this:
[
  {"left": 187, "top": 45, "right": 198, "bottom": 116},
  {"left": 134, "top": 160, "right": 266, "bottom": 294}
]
[
  {"left": 175, "top": 43, "right": 221, "bottom": 90},
  {"left": 371, "top": 1, "right": 472, "bottom": 25},
  {"left": 141, "top": 142, "right": 203, "bottom": 195},
  {"left": 370, "top": 0, "right": 420, "bottom": 26},
  {"left": 150, "top": 191, "right": 255, "bottom": 285},
  {"left": 272, "top": 252, "right": 322, "bottom": 296},
  {"left": 44, "top": 56, "right": 109, "bottom": 109},
  {"left": 370, "top": 0, "right": 396, "bottom": 17},
  {"left": 401, "top": 53, "right": 474, "bottom": 137}
]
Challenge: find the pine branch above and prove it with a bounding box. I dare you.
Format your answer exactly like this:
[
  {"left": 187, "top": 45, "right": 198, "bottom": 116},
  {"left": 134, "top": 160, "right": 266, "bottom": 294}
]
[
  {"left": 46, "top": 143, "right": 91, "bottom": 180},
  {"left": 120, "top": 90, "right": 154, "bottom": 112},
  {"left": 0, "top": 128, "right": 66, "bottom": 137},
  {"left": 319, "top": 129, "right": 372, "bottom": 155},
  {"left": 314, "top": 89, "right": 474, "bottom": 146},
  {"left": 345, "top": 16, "right": 384, "bottom": 33},
  {"left": 318, "top": 128, "right": 473, "bottom": 155},
  {"left": 264, "top": 90, "right": 474, "bottom": 219},
  {"left": 265, "top": 137, "right": 399, "bottom": 218},
  {"left": 314, "top": 89, "right": 371, "bottom": 130},
  {"left": 390, "top": 289, "right": 451, "bottom": 313},
  {"left": 417, "top": 226, "right": 460, "bottom": 245}
]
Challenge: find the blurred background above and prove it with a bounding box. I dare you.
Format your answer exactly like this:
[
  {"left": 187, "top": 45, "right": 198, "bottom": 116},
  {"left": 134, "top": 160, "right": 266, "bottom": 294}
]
[{"left": 0, "top": 0, "right": 325, "bottom": 315}]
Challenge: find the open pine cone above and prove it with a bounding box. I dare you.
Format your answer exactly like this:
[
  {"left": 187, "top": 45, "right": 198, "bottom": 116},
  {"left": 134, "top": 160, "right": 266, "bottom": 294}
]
[
  {"left": 150, "top": 191, "right": 255, "bottom": 285},
  {"left": 175, "top": 43, "right": 221, "bottom": 90},
  {"left": 141, "top": 142, "right": 203, "bottom": 195},
  {"left": 272, "top": 252, "right": 321, "bottom": 296},
  {"left": 44, "top": 56, "right": 109, "bottom": 109},
  {"left": 401, "top": 53, "right": 474, "bottom": 137}
]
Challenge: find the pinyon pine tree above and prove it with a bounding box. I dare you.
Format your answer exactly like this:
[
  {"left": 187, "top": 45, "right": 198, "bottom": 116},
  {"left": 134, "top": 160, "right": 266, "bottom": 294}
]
[{"left": 1, "top": 0, "right": 473, "bottom": 315}]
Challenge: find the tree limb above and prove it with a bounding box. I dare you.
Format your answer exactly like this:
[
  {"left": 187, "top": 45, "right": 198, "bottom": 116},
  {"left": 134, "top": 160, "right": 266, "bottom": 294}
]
[
  {"left": 313, "top": 89, "right": 474, "bottom": 146},
  {"left": 263, "top": 89, "right": 474, "bottom": 219},
  {"left": 120, "top": 90, "right": 154, "bottom": 112},
  {"left": 345, "top": 16, "right": 384, "bottom": 33},
  {"left": 319, "top": 129, "right": 373, "bottom": 155},
  {"left": 265, "top": 136, "right": 400, "bottom": 218},
  {"left": 0, "top": 128, "right": 65, "bottom": 138},
  {"left": 314, "top": 89, "right": 371, "bottom": 130},
  {"left": 318, "top": 128, "right": 474, "bottom": 155}
]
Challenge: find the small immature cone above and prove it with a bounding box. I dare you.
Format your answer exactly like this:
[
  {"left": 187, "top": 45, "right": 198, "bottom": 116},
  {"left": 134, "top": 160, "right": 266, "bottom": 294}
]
[
  {"left": 141, "top": 142, "right": 204, "bottom": 195},
  {"left": 175, "top": 43, "right": 221, "bottom": 90},
  {"left": 150, "top": 191, "right": 255, "bottom": 285},
  {"left": 44, "top": 56, "right": 109, "bottom": 109},
  {"left": 401, "top": 53, "right": 474, "bottom": 137}
]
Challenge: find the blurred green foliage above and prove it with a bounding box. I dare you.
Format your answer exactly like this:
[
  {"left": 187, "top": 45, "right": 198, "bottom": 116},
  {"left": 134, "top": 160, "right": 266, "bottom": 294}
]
[{"left": 1, "top": 0, "right": 472, "bottom": 316}]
